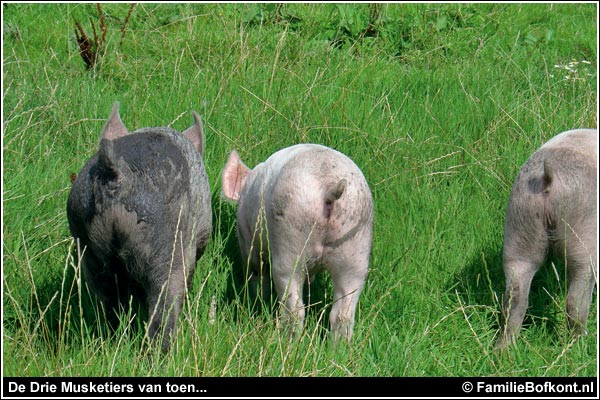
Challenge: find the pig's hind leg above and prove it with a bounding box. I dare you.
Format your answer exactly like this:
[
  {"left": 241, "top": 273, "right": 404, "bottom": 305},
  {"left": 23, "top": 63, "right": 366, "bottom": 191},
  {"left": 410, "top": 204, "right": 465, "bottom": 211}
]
[
  {"left": 328, "top": 252, "right": 368, "bottom": 344},
  {"left": 496, "top": 258, "right": 543, "bottom": 349},
  {"left": 145, "top": 264, "right": 186, "bottom": 352},
  {"left": 496, "top": 192, "right": 549, "bottom": 349},
  {"left": 271, "top": 248, "right": 307, "bottom": 338},
  {"left": 564, "top": 227, "right": 597, "bottom": 337},
  {"left": 80, "top": 247, "right": 127, "bottom": 333}
]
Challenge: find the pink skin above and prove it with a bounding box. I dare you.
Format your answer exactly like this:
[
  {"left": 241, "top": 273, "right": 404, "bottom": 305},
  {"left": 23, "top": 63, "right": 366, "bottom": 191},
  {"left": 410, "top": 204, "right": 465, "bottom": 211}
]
[
  {"left": 496, "top": 129, "right": 598, "bottom": 349},
  {"left": 222, "top": 144, "right": 374, "bottom": 342}
]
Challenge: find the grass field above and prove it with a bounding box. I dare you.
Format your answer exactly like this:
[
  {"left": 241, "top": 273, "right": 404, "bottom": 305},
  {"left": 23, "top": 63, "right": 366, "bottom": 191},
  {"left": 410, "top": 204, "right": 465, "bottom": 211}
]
[{"left": 2, "top": 3, "right": 598, "bottom": 378}]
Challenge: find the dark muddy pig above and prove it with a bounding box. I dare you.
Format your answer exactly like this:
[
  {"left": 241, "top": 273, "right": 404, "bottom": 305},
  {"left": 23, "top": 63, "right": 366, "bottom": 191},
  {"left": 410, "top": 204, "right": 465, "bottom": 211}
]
[
  {"left": 67, "top": 102, "right": 212, "bottom": 351},
  {"left": 496, "top": 128, "right": 597, "bottom": 349},
  {"left": 221, "top": 144, "right": 373, "bottom": 342}
]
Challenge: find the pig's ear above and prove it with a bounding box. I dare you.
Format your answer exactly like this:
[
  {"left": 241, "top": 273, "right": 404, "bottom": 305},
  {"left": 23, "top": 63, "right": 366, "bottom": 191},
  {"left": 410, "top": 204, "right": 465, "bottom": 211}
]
[
  {"left": 222, "top": 150, "right": 250, "bottom": 201},
  {"left": 183, "top": 112, "right": 205, "bottom": 156},
  {"left": 101, "top": 102, "right": 128, "bottom": 141}
]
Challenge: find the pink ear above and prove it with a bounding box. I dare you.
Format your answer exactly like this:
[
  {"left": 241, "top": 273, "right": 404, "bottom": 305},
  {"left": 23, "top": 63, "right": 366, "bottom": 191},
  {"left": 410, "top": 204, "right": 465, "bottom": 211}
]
[
  {"left": 222, "top": 150, "right": 250, "bottom": 201},
  {"left": 100, "top": 102, "right": 128, "bottom": 141}
]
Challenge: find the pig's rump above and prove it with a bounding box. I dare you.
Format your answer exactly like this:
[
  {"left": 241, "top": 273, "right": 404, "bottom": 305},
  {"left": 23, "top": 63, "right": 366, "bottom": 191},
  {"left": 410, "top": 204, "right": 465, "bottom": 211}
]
[
  {"left": 70, "top": 132, "right": 195, "bottom": 256},
  {"left": 239, "top": 144, "right": 373, "bottom": 277},
  {"left": 505, "top": 131, "right": 597, "bottom": 260},
  {"left": 269, "top": 146, "right": 371, "bottom": 257}
]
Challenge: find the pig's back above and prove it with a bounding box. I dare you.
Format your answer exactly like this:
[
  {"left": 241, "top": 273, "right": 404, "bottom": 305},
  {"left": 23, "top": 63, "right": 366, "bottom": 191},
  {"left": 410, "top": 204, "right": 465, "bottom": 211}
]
[
  {"left": 270, "top": 144, "right": 370, "bottom": 207},
  {"left": 111, "top": 130, "right": 193, "bottom": 222},
  {"left": 540, "top": 128, "right": 598, "bottom": 162}
]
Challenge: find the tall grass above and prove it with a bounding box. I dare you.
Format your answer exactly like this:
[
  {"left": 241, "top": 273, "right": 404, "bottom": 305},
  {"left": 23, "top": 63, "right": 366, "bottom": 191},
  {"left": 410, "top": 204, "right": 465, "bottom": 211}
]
[{"left": 2, "top": 3, "right": 597, "bottom": 377}]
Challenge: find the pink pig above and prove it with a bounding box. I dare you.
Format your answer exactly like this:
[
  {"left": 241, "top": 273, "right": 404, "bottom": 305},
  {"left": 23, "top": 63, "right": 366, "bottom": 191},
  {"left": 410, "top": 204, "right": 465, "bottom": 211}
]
[
  {"left": 496, "top": 129, "right": 598, "bottom": 349},
  {"left": 222, "top": 144, "right": 374, "bottom": 342}
]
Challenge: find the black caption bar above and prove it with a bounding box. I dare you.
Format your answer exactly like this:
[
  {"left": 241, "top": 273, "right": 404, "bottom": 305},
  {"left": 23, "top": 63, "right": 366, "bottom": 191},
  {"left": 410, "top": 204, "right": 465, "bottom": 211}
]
[{"left": 2, "top": 377, "right": 597, "bottom": 398}]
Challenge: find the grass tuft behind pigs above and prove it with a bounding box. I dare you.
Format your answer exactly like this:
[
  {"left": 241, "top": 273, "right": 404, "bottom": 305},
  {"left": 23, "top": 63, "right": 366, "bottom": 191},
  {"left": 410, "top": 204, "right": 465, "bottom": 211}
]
[{"left": 2, "top": 3, "right": 597, "bottom": 377}]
